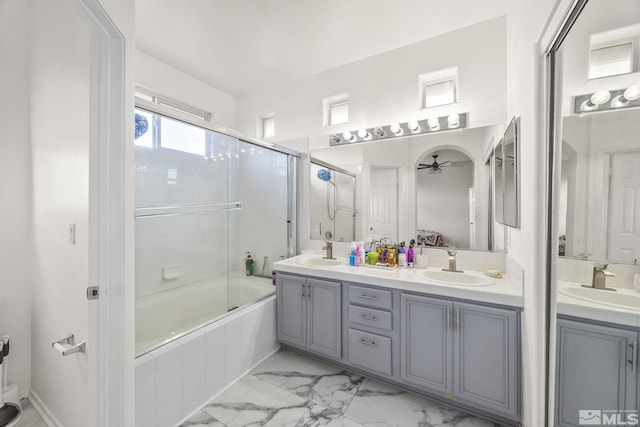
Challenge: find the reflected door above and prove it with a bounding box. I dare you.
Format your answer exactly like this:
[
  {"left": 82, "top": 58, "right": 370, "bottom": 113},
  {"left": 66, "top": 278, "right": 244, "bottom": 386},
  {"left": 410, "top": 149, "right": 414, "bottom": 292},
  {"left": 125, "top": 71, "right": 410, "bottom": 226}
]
[
  {"left": 370, "top": 167, "right": 398, "bottom": 242},
  {"left": 607, "top": 151, "right": 640, "bottom": 262}
]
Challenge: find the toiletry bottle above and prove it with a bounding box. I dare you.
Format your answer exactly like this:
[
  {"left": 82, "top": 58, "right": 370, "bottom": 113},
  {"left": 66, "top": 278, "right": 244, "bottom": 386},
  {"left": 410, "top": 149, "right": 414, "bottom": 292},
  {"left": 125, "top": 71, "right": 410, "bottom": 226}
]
[
  {"left": 245, "top": 252, "right": 254, "bottom": 276},
  {"left": 398, "top": 242, "right": 407, "bottom": 268},
  {"left": 358, "top": 241, "right": 365, "bottom": 266},
  {"left": 407, "top": 240, "right": 415, "bottom": 267},
  {"left": 350, "top": 242, "right": 357, "bottom": 266}
]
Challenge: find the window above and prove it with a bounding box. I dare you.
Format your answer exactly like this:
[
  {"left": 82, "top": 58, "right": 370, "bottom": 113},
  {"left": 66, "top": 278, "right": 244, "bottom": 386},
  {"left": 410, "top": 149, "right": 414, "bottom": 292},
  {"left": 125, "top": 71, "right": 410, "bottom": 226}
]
[
  {"left": 262, "top": 116, "right": 275, "bottom": 138},
  {"left": 329, "top": 101, "right": 349, "bottom": 125},
  {"left": 589, "top": 42, "right": 633, "bottom": 79},
  {"left": 323, "top": 93, "right": 349, "bottom": 126},
  {"left": 419, "top": 67, "right": 458, "bottom": 109},
  {"left": 424, "top": 80, "right": 456, "bottom": 108},
  {"left": 135, "top": 86, "right": 212, "bottom": 122},
  {"left": 160, "top": 116, "right": 207, "bottom": 156}
]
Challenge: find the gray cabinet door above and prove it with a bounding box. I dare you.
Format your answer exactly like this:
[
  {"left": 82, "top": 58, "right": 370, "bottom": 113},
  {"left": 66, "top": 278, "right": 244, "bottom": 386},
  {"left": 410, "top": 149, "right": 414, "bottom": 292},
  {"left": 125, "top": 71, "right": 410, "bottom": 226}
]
[
  {"left": 400, "top": 294, "right": 454, "bottom": 396},
  {"left": 453, "top": 302, "right": 519, "bottom": 419},
  {"left": 307, "top": 278, "right": 342, "bottom": 358},
  {"left": 555, "top": 319, "right": 637, "bottom": 427},
  {"left": 276, "top": 274, "right": 306, "bottom": 348}
]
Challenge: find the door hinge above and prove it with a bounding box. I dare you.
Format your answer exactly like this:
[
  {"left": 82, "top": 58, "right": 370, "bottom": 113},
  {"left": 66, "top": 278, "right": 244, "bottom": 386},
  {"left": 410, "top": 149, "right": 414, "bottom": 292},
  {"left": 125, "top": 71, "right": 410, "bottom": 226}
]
[{"left": 86, "top": 286, "right": 99, "bottom": 300}]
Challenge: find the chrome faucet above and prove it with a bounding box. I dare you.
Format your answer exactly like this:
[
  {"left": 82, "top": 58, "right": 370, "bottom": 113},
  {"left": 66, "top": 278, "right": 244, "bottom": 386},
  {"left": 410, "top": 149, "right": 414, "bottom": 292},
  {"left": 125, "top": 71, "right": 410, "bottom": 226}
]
[
  {"left": 442, "top": 249, "right": 463, "bottom": 273},
  {"left": 582, "top": 264, "right": 616, "bottom": 291},
  {"left": 322, "top": 242, "right": 334, "bottom": 260}
]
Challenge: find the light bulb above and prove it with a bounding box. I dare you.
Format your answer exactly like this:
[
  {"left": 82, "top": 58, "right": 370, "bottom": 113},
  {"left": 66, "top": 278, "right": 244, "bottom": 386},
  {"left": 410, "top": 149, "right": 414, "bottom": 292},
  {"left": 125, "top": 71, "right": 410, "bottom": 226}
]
[
  {"left": 408, "top": 120, "right": 420, "bottom": 132},
  {"left": 590, "top": 90, "right": 611, "bottom": 106},
  {"left": 357, "top": 129, "right": 369, "bottom": 139},
  {"left": 447, "top": 113, "right": 460, "bottom": 128},
  {"left": 342, "top": 131, "right": 354, "bottom": 141},
  {"left": 374, "top": 127, "right": 386, "bottom": 137},
  {"left": 389, "top": 123, "right": 402, "bottom": 135},
  {"left": 330, "top": 135, "right": 342, "bottom": 144},
  {"left": 623, "top": 85, "right": 640, "bottom": 101},
  {"left": 427, "top": 117, "right": 440, "bottom": 131}
]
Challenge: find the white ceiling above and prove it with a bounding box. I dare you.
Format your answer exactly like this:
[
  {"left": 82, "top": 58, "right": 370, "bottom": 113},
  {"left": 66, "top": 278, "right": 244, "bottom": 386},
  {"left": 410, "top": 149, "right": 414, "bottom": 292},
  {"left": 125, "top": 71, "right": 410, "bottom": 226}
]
[{"left": 135, "top": 0, "right": 508, "bottom": 97}]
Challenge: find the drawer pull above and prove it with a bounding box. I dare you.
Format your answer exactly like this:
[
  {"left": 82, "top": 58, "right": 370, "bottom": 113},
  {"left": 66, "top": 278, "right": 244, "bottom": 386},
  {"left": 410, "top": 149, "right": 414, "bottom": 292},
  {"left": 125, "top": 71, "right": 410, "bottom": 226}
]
[
  {"left": 359, "top": 314, "right": 378, "bottom": 321},
  {"left": 359, "top": 338, "right": 377, "bottom": 347},
  {"left": 360, "top": 294, "right": 377, "bottom": 300},
  {"left": 630, "top": 341, "right": 638, "bottom": 372}
]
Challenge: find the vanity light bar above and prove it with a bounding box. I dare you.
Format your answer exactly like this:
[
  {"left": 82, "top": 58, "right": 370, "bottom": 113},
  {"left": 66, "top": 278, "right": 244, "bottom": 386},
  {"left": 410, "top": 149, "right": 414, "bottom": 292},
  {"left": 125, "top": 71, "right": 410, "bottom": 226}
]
[
  {"left": 329, "top": 113, "right": 468, "bottom": 146},
  {"left": 574, "top": 85, "right": 640, "bottom": 115}
]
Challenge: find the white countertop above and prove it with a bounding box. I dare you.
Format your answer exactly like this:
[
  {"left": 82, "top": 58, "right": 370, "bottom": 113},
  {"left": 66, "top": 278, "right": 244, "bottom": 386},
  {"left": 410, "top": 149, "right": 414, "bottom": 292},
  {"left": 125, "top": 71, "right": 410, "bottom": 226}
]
[
  {"left": 274, "top": 254, "right": 523, "bottom": 308},
  {"left": 556, "top": 280, "right": 640, "bottom": 328}
]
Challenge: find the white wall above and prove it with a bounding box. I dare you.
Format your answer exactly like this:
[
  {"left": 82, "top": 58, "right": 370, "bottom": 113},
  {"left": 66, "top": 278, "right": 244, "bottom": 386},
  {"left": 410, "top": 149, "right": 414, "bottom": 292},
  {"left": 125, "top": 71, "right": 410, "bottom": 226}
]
[
  {"left": 0, "top": 0, "right": 32, "bottom": 398},
  {"left": 505, "top": 1, "right": 558, "bottom": 426},
  {"left": 29, "top": 1, "right": 92, "bottom": 424},
  {"left": 135, "top": 50, "right": 237, "bottom": 129},
  {"left": 235, "top": 17, "right": 508, "bottom": 151}
]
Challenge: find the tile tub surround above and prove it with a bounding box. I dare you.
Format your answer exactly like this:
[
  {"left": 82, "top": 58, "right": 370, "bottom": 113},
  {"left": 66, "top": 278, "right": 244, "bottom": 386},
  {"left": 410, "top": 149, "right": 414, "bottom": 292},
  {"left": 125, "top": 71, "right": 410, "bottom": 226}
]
[
  {"left": 274, "top": 254, "right": 523, "bottom": 308},
  {"left": 135, "top": 296, "right": 279, "bottom": 427},
  {"left": 181, "top": 349, "right": 499, "bottom": 427}
]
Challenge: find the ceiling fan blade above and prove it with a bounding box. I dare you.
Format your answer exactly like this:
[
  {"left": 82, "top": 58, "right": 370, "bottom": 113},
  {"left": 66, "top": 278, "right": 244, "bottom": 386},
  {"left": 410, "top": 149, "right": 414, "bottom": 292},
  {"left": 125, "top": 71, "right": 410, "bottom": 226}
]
[{"left": 438, "top": 161, "right": 451, "bottom": 166}]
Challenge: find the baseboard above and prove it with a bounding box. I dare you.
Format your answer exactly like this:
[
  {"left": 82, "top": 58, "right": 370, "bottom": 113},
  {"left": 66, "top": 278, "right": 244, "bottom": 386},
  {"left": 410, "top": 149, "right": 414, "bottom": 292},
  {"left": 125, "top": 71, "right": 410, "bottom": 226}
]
[{"left": 28, "top": 390, "right": 63, "bottom": 427}]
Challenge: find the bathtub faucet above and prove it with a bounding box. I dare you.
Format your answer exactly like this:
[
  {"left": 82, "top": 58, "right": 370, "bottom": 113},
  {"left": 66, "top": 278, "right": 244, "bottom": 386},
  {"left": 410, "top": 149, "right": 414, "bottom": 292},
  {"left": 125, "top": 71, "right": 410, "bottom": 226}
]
[{"left": 323, "top": 242, "right": 335, "bottom": 260}]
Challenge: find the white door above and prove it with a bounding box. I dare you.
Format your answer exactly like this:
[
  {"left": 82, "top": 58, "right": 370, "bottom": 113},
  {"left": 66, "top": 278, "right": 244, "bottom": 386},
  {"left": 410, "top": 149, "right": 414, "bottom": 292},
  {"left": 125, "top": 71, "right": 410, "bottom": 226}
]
[
  {"left": 369, "top": 167, "right": 398, "bottom": 242},
  {"left": 30, "top": 1, "right": 131, "bottom": 426},
  {"left": 607, "top": 151, "right": 640, "bottom": 262}
]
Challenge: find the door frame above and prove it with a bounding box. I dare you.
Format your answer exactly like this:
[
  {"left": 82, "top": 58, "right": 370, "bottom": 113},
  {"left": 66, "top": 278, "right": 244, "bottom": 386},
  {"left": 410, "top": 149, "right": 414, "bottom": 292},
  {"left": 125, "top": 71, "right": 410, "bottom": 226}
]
[{"left": 73, "top": 0, "right": 134, "bottom": 425}]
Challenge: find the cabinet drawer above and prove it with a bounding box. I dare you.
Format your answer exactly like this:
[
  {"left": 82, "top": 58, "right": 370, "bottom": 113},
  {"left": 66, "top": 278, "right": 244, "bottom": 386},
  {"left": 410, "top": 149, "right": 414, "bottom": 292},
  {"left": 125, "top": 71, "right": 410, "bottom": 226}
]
[
  {"left": 348, "top": 285, "right": 392, "bottom": 310},
  {"left": 348, "top": 305, "right": 392, "bottom": 331},
  {"left": 348, "top": 328, "right": 392, "bottom": 376}
]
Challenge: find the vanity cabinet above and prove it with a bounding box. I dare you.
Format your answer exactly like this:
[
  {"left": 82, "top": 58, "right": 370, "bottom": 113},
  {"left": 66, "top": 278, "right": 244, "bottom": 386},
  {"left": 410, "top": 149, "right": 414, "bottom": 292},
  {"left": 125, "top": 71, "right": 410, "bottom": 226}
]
[
  {"left": 276, "top": 273, "right": 342, "bottom": 359},
  {"left": 555, "top": 318, "right": 638, "bottom": 427},
  {"left": 401, "top": 294, "right": 520, "bottom": 419}
]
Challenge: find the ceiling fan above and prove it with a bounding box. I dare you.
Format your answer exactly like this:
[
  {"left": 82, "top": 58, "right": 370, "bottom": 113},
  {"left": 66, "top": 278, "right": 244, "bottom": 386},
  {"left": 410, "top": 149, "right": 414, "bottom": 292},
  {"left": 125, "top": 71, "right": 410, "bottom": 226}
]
[{"left": 417, "top": 154, "right": 450, "bottom": 173}]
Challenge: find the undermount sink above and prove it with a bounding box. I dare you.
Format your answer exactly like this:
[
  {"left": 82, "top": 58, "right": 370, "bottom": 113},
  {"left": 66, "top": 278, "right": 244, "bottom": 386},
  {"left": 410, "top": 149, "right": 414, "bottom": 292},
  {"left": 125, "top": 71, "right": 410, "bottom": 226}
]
[
  {"left": 559, "top": 286, "right": 640, "bottom": 310},
  {"left": 296, "top": 256, "right": 343, "bottom": 267},
  {"left": 421, "top": 270, "right": 495, "bottom": 286}
]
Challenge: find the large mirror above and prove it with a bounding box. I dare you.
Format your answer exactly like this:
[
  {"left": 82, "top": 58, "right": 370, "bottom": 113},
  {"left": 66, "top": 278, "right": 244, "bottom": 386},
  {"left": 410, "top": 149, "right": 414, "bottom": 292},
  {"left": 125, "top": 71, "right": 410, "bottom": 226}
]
[
  {"left": 310, "top": 124, "right": 507, "bottom": 251},
  {"left": 560, "top": 109, "right": 640, "bottom": 263},
  {"left": 550, "top": 1, "right": 640, "bottom": 425}
]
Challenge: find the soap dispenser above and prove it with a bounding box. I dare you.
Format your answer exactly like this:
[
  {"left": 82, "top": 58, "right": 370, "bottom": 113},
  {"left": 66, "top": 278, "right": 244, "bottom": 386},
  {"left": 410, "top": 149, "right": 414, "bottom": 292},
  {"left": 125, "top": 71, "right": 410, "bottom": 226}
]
[
  {"left": 398, "top": 242, "right": 407, "bottom": 268},
  {"left": 407, "top": 239, "right": 415, "bottom": 267},
  {"left": 245, "top": 252, "right": 254, "bottom": 276}
]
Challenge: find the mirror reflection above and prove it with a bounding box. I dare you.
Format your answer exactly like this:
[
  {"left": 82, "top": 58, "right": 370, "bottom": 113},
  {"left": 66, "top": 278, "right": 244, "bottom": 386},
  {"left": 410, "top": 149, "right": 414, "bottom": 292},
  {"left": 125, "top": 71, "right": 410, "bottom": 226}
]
[
  {"left": 560, "top": 109, "right": 640, "bottom": 264},
  {"left": 310, "top": 124, "right": 506, "bottom": 251}
]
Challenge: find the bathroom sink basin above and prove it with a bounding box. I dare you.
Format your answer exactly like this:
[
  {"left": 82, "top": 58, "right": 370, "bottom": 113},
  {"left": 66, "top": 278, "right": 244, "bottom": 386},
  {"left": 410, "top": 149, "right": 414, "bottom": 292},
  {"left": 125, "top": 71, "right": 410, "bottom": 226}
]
[
  {"left": 559, "top": 286, "right": 640, "bottom": 310},
  {"left": 421, "top": 270, "right": 495, "bottom": 286},
  {"left": 296, "top": 256, "right": 343, "bottom": 267}
]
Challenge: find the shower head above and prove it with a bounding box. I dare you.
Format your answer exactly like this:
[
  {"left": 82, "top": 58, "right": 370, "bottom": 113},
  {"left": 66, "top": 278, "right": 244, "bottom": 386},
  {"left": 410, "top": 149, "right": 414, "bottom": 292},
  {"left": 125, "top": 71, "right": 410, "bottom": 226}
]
[{"left": 317, "top": 169, "right": 332, "bottom": 182}]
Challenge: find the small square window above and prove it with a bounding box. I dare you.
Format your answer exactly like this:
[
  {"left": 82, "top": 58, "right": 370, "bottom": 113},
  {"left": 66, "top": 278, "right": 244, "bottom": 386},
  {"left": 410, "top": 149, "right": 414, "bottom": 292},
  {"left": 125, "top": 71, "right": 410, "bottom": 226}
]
[
  {"left": 424, "top": 80, "right": 456, "bottom": 108},
  {"left": 589, "top": 42, "right": 633, "bottom": 79},
  {"left": 263, "top": 117, "right": 275, "bottom": 138},
  {"left": 329, "top": 101, "right": 349, "bottom": 125}
]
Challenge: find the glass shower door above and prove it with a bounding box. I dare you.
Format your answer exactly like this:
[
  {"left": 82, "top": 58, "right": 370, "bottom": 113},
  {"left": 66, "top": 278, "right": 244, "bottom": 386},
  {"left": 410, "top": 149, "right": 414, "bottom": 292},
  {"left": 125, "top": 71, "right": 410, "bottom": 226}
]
[
  {"left": 135, "top": 110, "right": 231, "bottom": 354},
  {"left": 226, "top": 139, "right": 290, "bottom": 309}
]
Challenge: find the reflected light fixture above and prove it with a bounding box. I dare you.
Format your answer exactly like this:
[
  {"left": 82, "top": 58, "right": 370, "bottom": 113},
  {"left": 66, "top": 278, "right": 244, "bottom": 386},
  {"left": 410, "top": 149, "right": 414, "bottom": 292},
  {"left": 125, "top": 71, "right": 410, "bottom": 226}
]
[
  {"left": 575, "top": 86, "right": 640, "bottom": 114},
  {"left": 427, "top": 117, "right": 440, "bottom": 131},
  {"left": 374, "top": 126, "right": 386, "bottom": 137}
]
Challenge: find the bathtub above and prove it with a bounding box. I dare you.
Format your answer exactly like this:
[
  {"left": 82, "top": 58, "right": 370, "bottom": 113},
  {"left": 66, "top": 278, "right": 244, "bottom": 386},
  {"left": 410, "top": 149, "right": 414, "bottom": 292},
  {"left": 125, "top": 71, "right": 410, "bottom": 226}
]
[{"left": 136, "top": 274, "right": 275, "bottom": 355}]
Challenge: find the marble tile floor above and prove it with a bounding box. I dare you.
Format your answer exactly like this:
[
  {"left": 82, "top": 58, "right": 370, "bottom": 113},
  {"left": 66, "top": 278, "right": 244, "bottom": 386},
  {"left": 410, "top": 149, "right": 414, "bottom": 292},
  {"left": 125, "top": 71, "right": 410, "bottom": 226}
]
[
  {"left": 180, "top": 349, "right": 502, "bottom": 427},
  {"left": 14, "top": 398, "right": 46, "bottom": 427}
]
